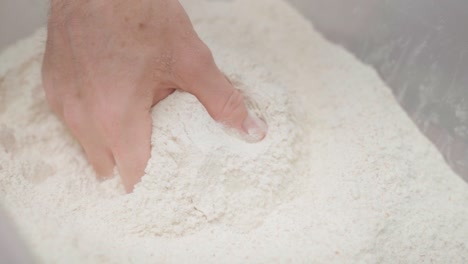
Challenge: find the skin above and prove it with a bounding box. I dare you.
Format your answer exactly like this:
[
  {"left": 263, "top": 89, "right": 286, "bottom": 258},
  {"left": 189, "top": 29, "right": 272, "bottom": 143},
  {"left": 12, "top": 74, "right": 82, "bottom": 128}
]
[{"left": 42, "top": 0, "right": 267, "bottom": 192}]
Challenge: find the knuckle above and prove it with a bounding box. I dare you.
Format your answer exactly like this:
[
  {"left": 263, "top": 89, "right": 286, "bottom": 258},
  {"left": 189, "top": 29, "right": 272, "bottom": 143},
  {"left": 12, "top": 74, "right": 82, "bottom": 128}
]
[
  {"left": 62, "top": 100, "right": 83, "bottom": 133},
  {"left": 175, "top": 42, "right": 215, "bottom": 79},
  {"left": 214, "top": 89, "right": 245, "bottom": 122},
  {"left": 93, "top": 103, "right": 122, "bottom": 141}
]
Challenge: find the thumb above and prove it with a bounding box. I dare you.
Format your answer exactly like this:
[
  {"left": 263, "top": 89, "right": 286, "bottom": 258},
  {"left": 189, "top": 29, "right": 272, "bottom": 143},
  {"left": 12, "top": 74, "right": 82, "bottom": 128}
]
[{"left": 178, "top": 49, "right": 267, "bottom": 142}]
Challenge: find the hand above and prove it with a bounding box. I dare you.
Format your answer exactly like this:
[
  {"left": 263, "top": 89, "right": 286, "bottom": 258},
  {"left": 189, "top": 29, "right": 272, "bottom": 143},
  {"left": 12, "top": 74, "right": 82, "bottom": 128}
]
[{"left": 42, "top": 0, "right": 267, "bottom": 192}]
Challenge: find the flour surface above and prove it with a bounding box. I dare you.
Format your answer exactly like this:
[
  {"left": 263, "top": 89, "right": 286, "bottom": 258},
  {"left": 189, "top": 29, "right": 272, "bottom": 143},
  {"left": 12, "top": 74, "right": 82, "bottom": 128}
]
[{"left": 1, "top": 0, "right": 468, "bottom": 263}]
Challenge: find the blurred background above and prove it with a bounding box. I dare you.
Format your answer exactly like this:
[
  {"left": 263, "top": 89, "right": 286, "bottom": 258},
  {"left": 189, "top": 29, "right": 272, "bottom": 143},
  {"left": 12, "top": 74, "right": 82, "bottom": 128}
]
[
  {"left": 1, "top": 0, "right": 467, "bottom": 181},
  {"left": 289, "top": 0, "right": 468, "bottom": 181}
]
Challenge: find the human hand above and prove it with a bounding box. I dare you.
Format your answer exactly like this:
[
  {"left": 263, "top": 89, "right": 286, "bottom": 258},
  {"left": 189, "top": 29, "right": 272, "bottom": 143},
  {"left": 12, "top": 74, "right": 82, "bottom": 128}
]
[{"left": 42, "top": 0, "right": 267, "bottom": 192}]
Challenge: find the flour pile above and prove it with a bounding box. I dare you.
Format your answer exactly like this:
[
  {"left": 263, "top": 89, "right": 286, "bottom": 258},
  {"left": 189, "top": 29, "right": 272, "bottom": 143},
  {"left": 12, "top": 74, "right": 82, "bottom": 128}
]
[
  {"left": 117, "top": 64, "right": 307, "bottom": 235},
  {"left": 1, "top": 0, "right": 468, "bottom": 263}
]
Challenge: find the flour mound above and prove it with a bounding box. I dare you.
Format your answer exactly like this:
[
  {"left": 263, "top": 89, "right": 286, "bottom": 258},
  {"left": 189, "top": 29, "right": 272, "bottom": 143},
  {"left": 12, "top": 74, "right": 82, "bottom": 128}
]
[{"left": 113, "top": 61, "right": 307, "bottom": 235}]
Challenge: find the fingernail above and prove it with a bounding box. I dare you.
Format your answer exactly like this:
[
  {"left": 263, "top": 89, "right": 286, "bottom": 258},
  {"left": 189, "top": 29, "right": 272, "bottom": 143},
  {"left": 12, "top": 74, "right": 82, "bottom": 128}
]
[{"left": 242, "top": 112, "right": 268, "bottom": 142}]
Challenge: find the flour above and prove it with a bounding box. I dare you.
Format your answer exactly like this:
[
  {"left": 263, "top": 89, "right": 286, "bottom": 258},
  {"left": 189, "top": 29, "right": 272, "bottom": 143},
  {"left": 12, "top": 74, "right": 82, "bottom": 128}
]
[
  {"left": 1, "top": 0, "right": 468, "bottom": 263},
  {"left": 110, "top": 64, "right": 307, "bottom": 235}
]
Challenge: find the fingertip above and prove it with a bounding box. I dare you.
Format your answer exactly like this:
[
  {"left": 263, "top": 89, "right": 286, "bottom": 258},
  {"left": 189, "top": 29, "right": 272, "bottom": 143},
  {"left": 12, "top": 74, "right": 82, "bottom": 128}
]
[
  {"left": 113, "top": 112, "right": 152, "bottom": 193},
  {"left": 174, "top": 44, "right": 268, "bottom": 143},
  {"left": 118, "top": 139, "right": 151, "bottom": 193},
  {"left": 241, "top": 111, "right": 268, "bottom": 142}
]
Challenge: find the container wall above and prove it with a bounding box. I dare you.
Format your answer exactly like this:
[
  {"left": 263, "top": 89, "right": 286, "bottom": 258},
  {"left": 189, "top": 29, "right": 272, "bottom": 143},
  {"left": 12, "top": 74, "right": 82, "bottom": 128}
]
[{"left": 289, "top": 0, "right": 468, "bottom": 181}]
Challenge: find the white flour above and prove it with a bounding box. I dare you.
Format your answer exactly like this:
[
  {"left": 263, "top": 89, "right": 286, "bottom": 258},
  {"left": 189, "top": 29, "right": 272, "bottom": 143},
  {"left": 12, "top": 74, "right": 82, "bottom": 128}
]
[{"left": 1, "top": 0, "right": 468, "bottom": 263}]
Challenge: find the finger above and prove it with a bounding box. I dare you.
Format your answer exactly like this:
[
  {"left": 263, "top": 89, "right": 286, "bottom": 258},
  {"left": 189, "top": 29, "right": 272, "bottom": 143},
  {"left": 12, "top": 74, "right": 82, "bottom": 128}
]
[
  {"left": 112, "top": 109, "right": 152, "bottom": 193},
  {"left": 152, "top": 88, "right": 176, "bottom": 106},
  {"left": 63, "top": 103, "right": 115, "bottom": 178},
  {"left": 178, "top": 50, "right": 267, "bottom": 142},
  {"left": 82, "top": 144, "right": 115, "bottom": 178}
]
